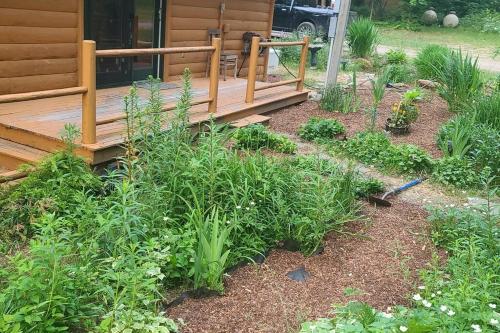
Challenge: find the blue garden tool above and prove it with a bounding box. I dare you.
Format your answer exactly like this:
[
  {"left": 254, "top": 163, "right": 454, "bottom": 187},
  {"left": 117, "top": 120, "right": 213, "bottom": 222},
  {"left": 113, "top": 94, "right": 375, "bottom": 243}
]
[{"left": 369, "top": 178, "right": 426, "bottom": 207}]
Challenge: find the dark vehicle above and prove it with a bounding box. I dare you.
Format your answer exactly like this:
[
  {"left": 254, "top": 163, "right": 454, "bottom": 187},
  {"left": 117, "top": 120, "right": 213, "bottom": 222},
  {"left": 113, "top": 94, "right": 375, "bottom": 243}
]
[{"left": 273, "top": 0, "right": 336, "bottom": 37}]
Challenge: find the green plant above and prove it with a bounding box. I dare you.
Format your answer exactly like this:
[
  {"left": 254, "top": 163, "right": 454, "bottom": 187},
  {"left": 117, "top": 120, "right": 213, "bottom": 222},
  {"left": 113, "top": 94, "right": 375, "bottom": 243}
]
[
  {"left": 387, "top": 99, "right": 420, "bottom": 128},
  {"left": 432, "top": 156, "right": 479, "bottom": 189},
  {"left": 386, "top": 49, "right": 408, "bottom": 64},
  {"left": 298, "top": 117, "right": 345, "bottom": 141},
  {"left": 434, "top": 50, "right": 483, "bottom": 112},
  {"left": 192, "top": 208, "right": 231, "bottom": 292},
  {"left": 353, "top": 177, "right": 385, "bottom": 198},
  {"left": 320, "top": 84, "right": 360, "bottom": 113},
  {"left": 386, "top": 63, "right": 416, "bottom": 83},
  {"left": 233, "top": 124, "right": 297, "bottom": 154},
  {"left": 347, "top": 18, "right": 380, "bottom": 58},
  {"left": 367, "top": 70, "right": 389, "bottom": 131},
  {"left": 461, "top": 9, "right": 500, "bottom": 33},
  {"left": 414, "top": 44, "right": 451, "bottom": 81}
]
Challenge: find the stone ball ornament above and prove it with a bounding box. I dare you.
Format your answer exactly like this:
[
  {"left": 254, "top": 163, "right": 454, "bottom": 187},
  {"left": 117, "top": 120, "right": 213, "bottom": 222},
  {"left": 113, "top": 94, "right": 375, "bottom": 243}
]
[
  {"left": 443, "top": 11, "right": 459, "bottom": 28},
  {"left": 422, "top": 8, "right": 438, "bottom": 25}
]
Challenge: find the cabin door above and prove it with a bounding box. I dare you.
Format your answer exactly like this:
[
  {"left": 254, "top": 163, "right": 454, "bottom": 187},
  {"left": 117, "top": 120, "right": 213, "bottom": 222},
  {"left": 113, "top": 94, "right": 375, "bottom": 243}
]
[{"left": 85, "top": 0, "right": 164, "bottom": 88}]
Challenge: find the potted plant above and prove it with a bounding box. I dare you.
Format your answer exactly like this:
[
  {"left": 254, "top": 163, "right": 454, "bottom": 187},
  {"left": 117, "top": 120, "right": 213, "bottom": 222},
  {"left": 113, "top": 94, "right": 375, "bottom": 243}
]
[{"left": 385, "top": 89, "right": 421, "bottom": 135}]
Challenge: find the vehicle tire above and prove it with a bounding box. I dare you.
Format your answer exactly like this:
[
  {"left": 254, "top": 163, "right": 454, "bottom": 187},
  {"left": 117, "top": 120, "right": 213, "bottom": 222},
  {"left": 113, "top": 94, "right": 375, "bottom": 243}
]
[{"left": 297, "top": 21, "right": 316, "bottom": 37}]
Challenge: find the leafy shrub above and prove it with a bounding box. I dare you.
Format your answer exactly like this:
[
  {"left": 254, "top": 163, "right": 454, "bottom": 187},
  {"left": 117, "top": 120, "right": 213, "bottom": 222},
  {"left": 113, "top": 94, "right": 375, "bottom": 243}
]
[
  {"left": 0, "top": 151, "right": 102, "bottom": 249},
  {"left": 320, "top": 84, "right": 359, "bottom": 113},
  {"left": 353, "top": 177, "right": 385, "bottom": 198},
  {"left": 339, "top": 131, "right": 433, "bottom": 175},
  {"left": 301, "top": 205, "right": 500, "bottom": 333},
  {"left": 432, "top": 156, "right": 479, "bottom": 188},
  {"left": 383, "top": 144, "right": 434, "bottom": 174},
  {"left": 298, "top": 117, "right": 345, "bottom": 141},
  {"left": 347, "top": 18, "right": 379, "bottom": 58},
  {"left": 386, "top": 63, "right": 416, "bottom": 83},
  {"left": 233, "top": 124, "right": 297, "bottom": 154},
  {"left": 386, "top": 49, "right": 408, "bottom": 64},
  {"left": 461, "top": 9, "right": 500, "bottom": 33},
  {"left": 414, "top": 44, "right": 451, "bottom": 81},
  {"left": 434, "top": 50, "right": 483, "bottom": 112}
]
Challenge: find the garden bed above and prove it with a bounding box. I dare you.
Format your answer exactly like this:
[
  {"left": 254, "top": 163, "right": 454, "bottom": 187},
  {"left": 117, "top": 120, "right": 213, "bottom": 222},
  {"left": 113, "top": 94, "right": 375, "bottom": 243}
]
[
  {"left": 167, "top": 200, "right": 442, "bottom": 332},
  {"left": 268, "top": 88, "right": 452, "bottom": 158}
]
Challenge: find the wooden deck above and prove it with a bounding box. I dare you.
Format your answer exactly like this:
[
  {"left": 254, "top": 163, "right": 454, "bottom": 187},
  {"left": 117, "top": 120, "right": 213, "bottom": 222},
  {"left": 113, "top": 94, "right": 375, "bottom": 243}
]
[{"left": 0, "top": 77, "right": 308, "bottom": 173}]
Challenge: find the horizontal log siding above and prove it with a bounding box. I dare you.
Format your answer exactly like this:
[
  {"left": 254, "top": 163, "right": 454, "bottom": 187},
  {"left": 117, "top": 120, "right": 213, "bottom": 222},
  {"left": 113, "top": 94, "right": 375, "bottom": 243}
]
[
  {"left": 164, "top": 0, "right": 273, "bottom": 80},
  {"left": 0, "top": 0, "right": 80, "bottom": 94}
]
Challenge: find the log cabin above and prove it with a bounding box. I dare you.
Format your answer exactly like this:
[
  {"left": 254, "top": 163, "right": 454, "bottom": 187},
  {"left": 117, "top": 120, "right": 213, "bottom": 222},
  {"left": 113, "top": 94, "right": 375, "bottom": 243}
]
[{"left": 0, "top": 0, "right": 310, "bottom": 181}]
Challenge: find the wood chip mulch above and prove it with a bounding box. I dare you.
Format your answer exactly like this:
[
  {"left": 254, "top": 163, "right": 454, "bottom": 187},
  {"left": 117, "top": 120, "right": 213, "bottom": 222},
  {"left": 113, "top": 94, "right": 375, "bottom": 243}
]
[
  {"left": 267, "top": 88, "right": 453, "bottom": 158},
  {"left": 167, "top": 200, "right": 442, "bottom": 333}
]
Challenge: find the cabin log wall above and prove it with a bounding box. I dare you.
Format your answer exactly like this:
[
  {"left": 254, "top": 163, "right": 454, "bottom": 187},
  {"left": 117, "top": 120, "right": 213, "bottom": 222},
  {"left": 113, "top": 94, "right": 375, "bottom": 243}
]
[
  {"left": 164, "top": 0, "right": 274, "bottom": 81},
  {"left": 0, "top": 0, "right": 81, "bottom": 95}
]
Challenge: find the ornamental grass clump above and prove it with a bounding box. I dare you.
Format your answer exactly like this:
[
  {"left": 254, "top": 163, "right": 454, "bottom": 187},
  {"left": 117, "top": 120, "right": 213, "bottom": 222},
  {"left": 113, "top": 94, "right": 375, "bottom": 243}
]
[
  {"left": 347, "top": 18, "right": 379, "bottom": 58},
  {"left": 414, "top": 44, "right": 451, "bottom": 81},
  {"left": 434, "top": 50, "right": 483, "bottom": 112}
]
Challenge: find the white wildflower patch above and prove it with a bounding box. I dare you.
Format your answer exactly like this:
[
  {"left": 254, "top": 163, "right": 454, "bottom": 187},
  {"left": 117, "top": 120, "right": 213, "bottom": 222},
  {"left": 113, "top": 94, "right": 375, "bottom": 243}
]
[{"left": 413, "top": 294, "right": 422, "bottom": 301}]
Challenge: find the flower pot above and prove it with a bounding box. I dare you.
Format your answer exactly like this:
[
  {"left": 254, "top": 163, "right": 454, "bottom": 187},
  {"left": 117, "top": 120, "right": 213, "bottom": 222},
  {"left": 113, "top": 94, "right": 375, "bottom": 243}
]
[{"left": 385, "top": 119, "right": 410, "bottom": 135}]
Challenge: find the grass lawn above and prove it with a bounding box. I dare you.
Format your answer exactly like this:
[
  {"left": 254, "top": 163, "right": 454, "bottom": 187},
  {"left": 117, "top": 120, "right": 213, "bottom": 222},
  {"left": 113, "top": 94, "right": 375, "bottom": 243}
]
[{"left": 377, "top": 25, "right": 499, "bottom": 57}]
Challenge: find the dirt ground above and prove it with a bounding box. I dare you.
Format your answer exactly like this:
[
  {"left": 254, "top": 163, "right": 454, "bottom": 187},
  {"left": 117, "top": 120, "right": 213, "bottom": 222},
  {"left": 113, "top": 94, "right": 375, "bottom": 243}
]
[
  {"left": 268, "top": 86, "right": 452, "bottom": 158},
  {"left": 167, "top": 200, "right": 441, "bottom": 333}
]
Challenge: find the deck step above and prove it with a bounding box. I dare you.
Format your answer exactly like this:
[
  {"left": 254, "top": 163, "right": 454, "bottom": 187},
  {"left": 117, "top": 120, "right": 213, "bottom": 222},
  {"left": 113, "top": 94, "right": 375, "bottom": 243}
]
[
  {"left": 0, "top": 138, "right": 49, "bottom": 170},
  {"left": 0, "top": 169, "right": 27, "bottom": 184},
  {"left": 231, "top": 115, "right": 271, "bottom": 128}
]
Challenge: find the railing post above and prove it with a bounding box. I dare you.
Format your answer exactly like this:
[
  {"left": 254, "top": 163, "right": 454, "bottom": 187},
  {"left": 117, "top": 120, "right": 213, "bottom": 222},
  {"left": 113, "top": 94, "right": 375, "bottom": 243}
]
[
  {"left": 297, "top": 36, "right": 310, "bottom": 92},
  {"left": 208, "top": 37, "right": 221, "bottom": 113},
  {"left": 245, "top": 36, "right": 261, "bottom": 104},
  {"left": 82, "top": 40, "right": 96, "bottom": 144}
]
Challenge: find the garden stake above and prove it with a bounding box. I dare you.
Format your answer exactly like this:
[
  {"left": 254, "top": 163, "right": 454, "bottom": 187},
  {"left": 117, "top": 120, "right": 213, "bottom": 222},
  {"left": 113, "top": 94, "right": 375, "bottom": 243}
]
[{"left": 369, "top": 178, "right": 426, "bottom": 207}]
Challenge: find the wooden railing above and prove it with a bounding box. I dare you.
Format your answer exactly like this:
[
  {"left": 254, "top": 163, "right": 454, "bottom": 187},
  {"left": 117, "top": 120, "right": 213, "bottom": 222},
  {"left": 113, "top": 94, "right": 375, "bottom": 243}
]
[
  {"left": 245, "top": 36, "right": 310, "bottom": 104},
  {"left": 81, "top": 38, "right": 222, "bottom": 144}
]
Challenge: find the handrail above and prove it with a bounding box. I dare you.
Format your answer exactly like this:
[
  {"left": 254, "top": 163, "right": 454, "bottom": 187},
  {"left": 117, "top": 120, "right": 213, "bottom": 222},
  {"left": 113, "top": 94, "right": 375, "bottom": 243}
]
[
  {"left": 0, "top": 87, "right": 88, "bottom": 104},
  {"left": 245, "top": 36, "right": 309, "bottom": 104},
  {"left": 81, "top": 38, "right": 221, "bottom": 144},
  {"left": 260, "top": 41, "right": 306, "bottom": 47},
  {"left": 96, "top": 46, "right": 215, "bottom": 57}
]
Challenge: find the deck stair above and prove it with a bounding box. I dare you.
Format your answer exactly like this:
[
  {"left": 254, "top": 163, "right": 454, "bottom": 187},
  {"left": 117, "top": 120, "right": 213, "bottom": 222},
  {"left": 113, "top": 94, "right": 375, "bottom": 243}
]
[
  {"left": 230, "top": 115, "right": 271, "bottom": 128},
  {"left": 0, "top": 138, "right": 49, "bottom": 170}
]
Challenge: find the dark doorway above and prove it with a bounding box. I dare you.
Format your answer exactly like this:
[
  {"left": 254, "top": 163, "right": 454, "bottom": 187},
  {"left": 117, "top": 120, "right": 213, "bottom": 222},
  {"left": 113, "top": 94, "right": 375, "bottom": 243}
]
[{"left": 85, "top": 0, "right": 164, "bottom": 88}]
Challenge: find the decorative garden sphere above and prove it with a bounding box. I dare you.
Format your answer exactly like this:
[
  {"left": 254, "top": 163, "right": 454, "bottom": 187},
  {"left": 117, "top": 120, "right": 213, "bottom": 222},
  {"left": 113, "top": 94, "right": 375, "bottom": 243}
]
[
  {"left": 443, "top": 11, "right": 459, "bottom": 28},
  {"left": 422, "top": 8, "right": 438, "bottom": 25}
]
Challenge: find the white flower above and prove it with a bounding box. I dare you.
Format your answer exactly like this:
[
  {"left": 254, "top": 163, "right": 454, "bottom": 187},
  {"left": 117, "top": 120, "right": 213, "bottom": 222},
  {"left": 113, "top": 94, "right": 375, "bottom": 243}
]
[
  {"left": 422, "top": 300, "right": 432, "bottom": 308},
  {"left": 226, "top": 220, "right": 231, "bottom": 224},
  {"left": 431, "top": 293, "right": 436, "bottom": 298},
  {"left": 489, "top": 304, "right": 497, "bottom": 309},
  {"left": 471, "top": 324, "right": 482, "bottom": 332},
  {"left": 437, "top": 291, "right": 442, "bottom": 295},
  {"left": 163, "top": 216, "right": 169, "bottom": 221},
  {"left": 250, "top": 201, "right": 255, "bottom": 206},
  {"left": 246, "top": 207, "right": 250, "bottom": 211},
  {"left": 447, "top": 310, "right": 455, "bottom": 316},
  {"left": 418, "top": 285, "right": 426, "bottom": 290},
  {"left": 399, "top": 326, "right": 408, "bottom": 332},
  {"left": 450, "top": 204, "right": 455, "bottom": 207},
  {"left": 413, "top": 294, "right": 422, "bottom": 301},
  {"left": 440, "top": 305, "right": 448, "bottom": 312},
  {"left": 490, "top": 319, "right": 499, "bottom": 325},
  {"left": 381, "top": 312, "right": 393, "bottom": 318},
  {"left": 236, "top": 205, "right": 242, "bottom": 209}
]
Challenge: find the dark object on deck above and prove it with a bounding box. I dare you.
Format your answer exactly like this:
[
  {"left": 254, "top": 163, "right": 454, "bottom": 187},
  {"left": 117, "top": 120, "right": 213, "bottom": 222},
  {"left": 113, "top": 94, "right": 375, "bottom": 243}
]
[
  {"left": 369, "top": 178, "right": 425, "bottom": 207},
  {"left": 286, "top": 266, "right": 310, "bottom": 282}
]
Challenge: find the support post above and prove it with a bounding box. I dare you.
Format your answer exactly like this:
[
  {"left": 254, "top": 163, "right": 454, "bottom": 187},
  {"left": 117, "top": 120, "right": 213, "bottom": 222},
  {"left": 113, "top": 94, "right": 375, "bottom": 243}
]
[
  {"left": 245, "top": 36, "right": 260, "bottom": 104},
  {"left": 208, "top": 37, "right": 221, "bottom": 113},
  {"left": 297, "top": 36, "right": 310, "bottom": 91},
  {"left": 325, "top": 0, "right": 351, "bottom": 87},
  {"left": 82, "top": 40, "right": 96, "bottom": 144}
]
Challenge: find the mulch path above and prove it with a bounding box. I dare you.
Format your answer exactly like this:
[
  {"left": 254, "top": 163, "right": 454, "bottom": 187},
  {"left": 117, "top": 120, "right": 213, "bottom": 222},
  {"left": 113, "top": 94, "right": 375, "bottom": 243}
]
[
  {"left": 267, "top": 87, "right": 453, "bottom": 158},
  {"left": 167, "top": 200, "right": 441, "bottom": 333}
]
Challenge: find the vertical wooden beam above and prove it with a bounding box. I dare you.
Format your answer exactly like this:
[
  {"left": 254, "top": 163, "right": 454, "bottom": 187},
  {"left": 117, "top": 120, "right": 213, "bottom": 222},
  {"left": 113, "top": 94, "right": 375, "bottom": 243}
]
[
  {"left": 82, "top": 41, "right": 96, "bottom": 144},
  {"left": 208, "top": 38, "right": 221, "bottom": 113},
  {"left": 297, "top": 36, "right": 310, "bottom": 91},
  {"left": 77, "top": 0, "right": 84, "bottom": 85},
  {"left": 262, "top": 0, "right": 276, "bottom": 81},
  {"left": 245, "top": 36, "right": 261, "bottom": 104},
  {"left": 325, "top": 0, "right": 351, "bottom": 86},
  {"left": 163, "top": 0, "right": 173, "bottom": 81}
]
